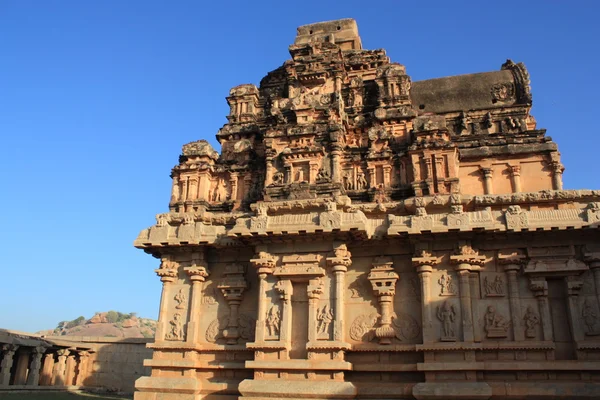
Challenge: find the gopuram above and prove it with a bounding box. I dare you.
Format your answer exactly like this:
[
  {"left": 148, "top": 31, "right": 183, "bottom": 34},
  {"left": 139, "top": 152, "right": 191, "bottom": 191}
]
[{"left": 134, "top": 19, "right": 600, "bottom": 400}]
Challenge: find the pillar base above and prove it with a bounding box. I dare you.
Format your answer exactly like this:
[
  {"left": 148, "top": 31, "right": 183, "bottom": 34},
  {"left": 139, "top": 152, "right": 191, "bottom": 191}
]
[
  {"left": 412, "top": 382, "right": 492, "bottom": 400},
  {"left": 239, "top": 379, "right": 357, "bottom": 399}
]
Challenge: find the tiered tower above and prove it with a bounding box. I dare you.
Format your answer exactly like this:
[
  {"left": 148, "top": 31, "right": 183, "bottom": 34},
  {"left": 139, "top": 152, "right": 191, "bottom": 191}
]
[{"left": 134, "top": 19, "right": 600, "bottom": 400}]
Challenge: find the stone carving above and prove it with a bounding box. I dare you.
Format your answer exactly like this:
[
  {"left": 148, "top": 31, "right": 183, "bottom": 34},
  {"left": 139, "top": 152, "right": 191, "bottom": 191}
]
[
  {"left": 506, "top": 205, "right": 528, "bottom": 230},
  {"left": 206, "top": 314, "right": 256, "bottom": 344},
  {"left": 265, "top": 306, "right": 281, "bottom": 338},
  {"left": 491, "top": 83, "right": 515, "bottom": 101},
  {"left": 316, "top": 305, "right": 334, "bottom": 338},
  {"left": 165, "top": 313, "right": 184, "bottom": 341},
  {"left": 586, "top": 202, "right": 600, "bottom": 223},
  {"left": 483, "top": 275, "right": 505, "bottom": 297},
  {"left": 391, "top": 312, "right": 421, "bottom": 340},
  {"left": 201, "top": 285, "right": 218, "bottom": 305},
  {"left": 582, "top": 299, "right": 600, "bottom": 336},
  {"left": 174, "top": 288, "right": 187, "bottom": 309},
  {"left": 437, "top": 300, "right": 457, "bottom": 341},
  {"left": 356, "top": 171, "right": 368, "bottom": 190},
  {"left": 438, "top": 273, "right": 457, "bottom": 296},
  {"left": 483, "top": 306, "right": 509, "bottom": 338},
  {"left": 349, "top": 313, "right": 378, "bottom": 342},
  {"left": 523, "top": 306, "right": 540, "bottom": 338}
]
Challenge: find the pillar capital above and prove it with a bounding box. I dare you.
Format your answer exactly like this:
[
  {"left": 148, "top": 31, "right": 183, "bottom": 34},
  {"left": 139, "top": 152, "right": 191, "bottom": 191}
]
[
  {"left": 565, "top": 275, "right": 583, "bottom": 296},
  {"left": 529, "top": 276, "right": 548, "bottom": 297},
  {"left": 250, "top": 251, "right": 276, "bottom": 276},
  {"left": 1, "top": 344, "right": 18, "bottom": 354},
  {"left": 185, "top": 265, "right": 209, "bottom": 282},
  {"left": 508, "top": 164, "right": 521, "bottom": 176},
  {"left": 498, "top": 253, "right": 527, "bottom": 272},
  {"left": 155, "top": 256, "right": 178, "bottom": 283},
  {"left": 412, "top": 250, "right": 441, "bottom": 270},
  {"left": 450, "top": 245, "right": 486, "bottom": 271}
]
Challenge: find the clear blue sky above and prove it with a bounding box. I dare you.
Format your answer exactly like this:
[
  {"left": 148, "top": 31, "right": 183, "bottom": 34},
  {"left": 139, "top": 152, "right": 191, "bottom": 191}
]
[{"left": 1, "top": 1, "right": 599, "bottom": 332}]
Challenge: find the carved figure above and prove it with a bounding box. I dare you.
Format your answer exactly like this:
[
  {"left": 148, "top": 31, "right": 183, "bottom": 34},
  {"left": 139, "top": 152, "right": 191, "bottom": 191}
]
[
  {"left": 437, "top": 300, "right": 457, "bottom": 340},
  {"left": 483, "top": 275, "right": 505, "bottom": 296},
  {"left": 438, "top": 274, "right": 457, "bottom": 295},
  {"left": 166, "top": 313, "right": 183, "bottom": 341},
  {"left": 316, "top": 167, "right": 330, "bottom": 182},
  {"left": 483, "top": 306, "right": 509, "bottom": 337},
  {"left": 343, "top": 171, "right": 354, "bottom": 190},
  {"left": 174, "top": 288, "right": 187, "bottom": 309},
  {"left": 211, "top": 178, "right": 228, "bottom": 202},
  {"left": 356, "top": 171, "right": 368, "bottom": 190},
  {"left": 295, "top": 168, "right": 306, "bottom": 183},
  {"left": 272, "top": 171, "right": 284, "bottom": 184},
  {"left": 316, "top": 305, "right": 334, "bottom": 336},
  {"left": 582, "top": 299, "right": 600, "bottom": 335},
  {"left": 265, "top": 306, "right": 281, "bottom": 337},
  {"left": 349, "top": 313, "right": 378, "bottom": 342},
  {"left": 523, "top": 306, "right": 540, "bottom": 338}
]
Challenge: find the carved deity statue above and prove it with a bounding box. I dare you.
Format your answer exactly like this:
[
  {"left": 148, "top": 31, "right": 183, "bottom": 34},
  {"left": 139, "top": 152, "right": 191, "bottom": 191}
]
[
  {"left": 523, "top": 306, "right": 540, "bottom": 338},
  {"left": 483, "top": 276, "right": 505, "bottom": 296},
  {"left": 166, "top": 313, "right": 183, "bottom": 341},
  {"left": 272, "top": 171, "right": 284, "bottom": 185},
  {"left": 483, "top": 306, "right": 509, "bottom": 337},
  {"left": 343, "top": 171, "right": 354, "bottom": 190},
  {"left": 582, "top": 299, "right": 599, "bottom": 335},
  {"left": 356, "top": 171, "right": 368, "bottom": 190},
  {"left": 295, "top": 168, "right": 306, "bottom": 183},
  {"left": 174, "top": 288, "right": 187, "bottom": 309},
  {"left": 438, "top": 274, "right": 456, "bottom": 295},
  {"left": 265, "top": 306, "right": 281, "bottom": 337},
  {"left": 437, "top": 300, "right": 456, "bottom": 340},
  {"left": 316, "top": 305, "right": 334, "bottom": 336}
]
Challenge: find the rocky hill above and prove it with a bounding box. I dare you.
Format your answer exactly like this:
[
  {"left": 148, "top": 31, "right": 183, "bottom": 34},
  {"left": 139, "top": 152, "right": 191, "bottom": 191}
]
[{"left": 37, "top": 311, "right": 156, "bottom": 338}]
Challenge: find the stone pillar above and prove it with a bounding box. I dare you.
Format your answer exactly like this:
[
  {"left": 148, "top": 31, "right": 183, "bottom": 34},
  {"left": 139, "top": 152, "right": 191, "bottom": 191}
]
[
  {"left": 65, "top": 351, "right": 77, "bottom": 386},
  {"left": 229, "top": 173, "right": 238, "bottom": 202},
  {"left": 584, "top": 252, "right": 600, "bottom": 308},
  {"left": 52, "top": 349, "right": 69, "bottom": 386},
  {"left": 498, "top": 254, "right": 526, "bottom": 341},
  {"left": 13, "top": 350, "right": 30, "bottom": 385},
  {"left": 469, "top": 272, "right": 482, "bottom": 343},
  {"left": 0, "top": 344, "right": 18, "bottom": 386},
  {"left": 218, "top": 263, "right": 248, "bottom": 344},
  {"left": 368, "top": 257, "right": 399, "bottom": 345},
  {"left": 188, "top": 177, "right": 198, "bottom": 200},
  {"left": 481, "top": 167, "right": 493, "bottom": 194},
  {"left": 508, "top": 165, "right": 522, "bottom": 193},
  {"left": 307, "top": 278, "right": 324, "bottom": 343},
  {"left": 383, "top": 165, "right": 392, "bottom": 187},
  {"left": 250, "top": 250, "right": 276, "bottom": 343},
  {"left": 551, "top": 162, "right": 564, "bottom": 190},
  {"left": 565, "top": 276, "right": 585, "bottom": 343},
  {"left": 185, "top": 250, "right": 209, "bottom": 343},
  {"left": 367, "top": 166, "right": 376, "bottom": 189},
  {"left": 529, "top": 277, "right": 553, "bottom": 341},
  {"left": 450, "top": 245, "right": 486, "bottom": 342},
  {"left": 154, "top": 256, "right": 178, "bottom": 340},
  {"left": 39, "top": 353, "right": 54, "bottom": 386},
  {"left": 181, "top": 177, "right": 188, "bottom": 201},
  {"left": 412, "top": 253, "right": 440, "bottom": 344},
  {"left": 26, "top": 346, "right": 46, "bottom": 386},
  {"left": 265, "top": 157, "right": 274, "bottom": 186},
  {"left": 327, "top": 243, "right": 352, "bottom": 343},
  {"left": 284, "top": 164, "right": 292, "bottom": 184},
  {"left": 74, "top": 351, "right": 91, "bottom": 386},
  {"left": 170, "top": 175, "right": 180, "bottom": 203},
  {"left": 275, "top": 280, "right": 293, "bottom": 348}
]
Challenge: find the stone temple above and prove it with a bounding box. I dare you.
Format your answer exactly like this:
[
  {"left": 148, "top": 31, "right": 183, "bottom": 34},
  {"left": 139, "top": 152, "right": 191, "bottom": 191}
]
[{"left": 134, "top": 19, "right": 600, "bottom": 400}]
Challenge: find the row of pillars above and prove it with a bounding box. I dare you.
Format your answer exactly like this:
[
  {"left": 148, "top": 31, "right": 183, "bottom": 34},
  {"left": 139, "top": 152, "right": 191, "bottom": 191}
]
[
  {"left": 480, "top": 162, "right": 565, "bottom": 195},
  {"left": 0, "top": 344, "right": 91, "bottom": 388}
]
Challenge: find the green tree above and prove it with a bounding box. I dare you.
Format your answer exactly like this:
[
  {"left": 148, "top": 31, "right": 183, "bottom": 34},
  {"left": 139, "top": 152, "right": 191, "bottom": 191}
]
[{"left": 106, "top": 310, "right": 118, "bottom": 323}]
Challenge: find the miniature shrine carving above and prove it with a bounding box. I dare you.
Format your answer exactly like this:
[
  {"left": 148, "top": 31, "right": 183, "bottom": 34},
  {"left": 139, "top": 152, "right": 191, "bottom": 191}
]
[{"left": 134, "top": 18, "right": 600, "bottom": 400}]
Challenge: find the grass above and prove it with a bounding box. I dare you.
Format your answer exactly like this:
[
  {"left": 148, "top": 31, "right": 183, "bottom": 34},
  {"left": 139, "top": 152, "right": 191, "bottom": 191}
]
[{"left": 0, "top": 391, "right": 132, "bottom": 400}]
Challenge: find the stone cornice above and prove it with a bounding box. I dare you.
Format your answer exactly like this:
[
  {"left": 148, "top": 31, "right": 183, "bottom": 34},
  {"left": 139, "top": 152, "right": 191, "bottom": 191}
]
[{"left": 134, "top": 192, "right": 600, "bottom": 250}]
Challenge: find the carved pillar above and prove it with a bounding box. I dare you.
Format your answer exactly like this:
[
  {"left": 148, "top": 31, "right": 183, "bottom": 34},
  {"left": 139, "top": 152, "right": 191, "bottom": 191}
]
[
  {"left": 185, "top": 250, "right": 209, "bottom": 343},
  {"left": 331, "top": 146, "right": 341, "bottom": 183},
  {"left": 275, "top": 280, "right": 293, "bottom": 348},
  {"left": 508, "top": 165, "right": 522, "bottom": 193},
  {"left": 188, "top": 177, "right": 198, "bottom": 200},
  {"left": 368, "top": 257, "right": 399, "bottom": 345},
  {"left": 198, "top": 170, "right": 211, "bottom": 201},
  {"left": 529, "top": 277, "right": 553, "bottom": 341},
  {"left": 218, "top": 263, "right": 248, "bottom": 344},
  {"left": 265, "top": 157, "right": 274, "bottom": 186},
  {"left": 26, "top": 346, "right": 46, "bottom": 386},
  {"left": 229, "top": 173, "right": 238, "bottom": 202},
  {"left": 412, "top": 253, "right": 440, "bottom": 344},
  {"left": 327, "top": 243, "right": 352, "bottom": 342},
  {"left": 65, "top": 351, "right": 77, "bottom": 385},
  {"left": 498, "top": 254, "right": 526, "bottom": 341},
  {"left": 74, "top": 351, "right": 90, "bottom": 386},
  {"left": 284, "top": 164, "right": 292, "bottom": 184},
  {"left": 52, "top": 349, "right": 69, "bottom": 386},
  {"left": 0, "top": 344, "right": 18, "bottom": 386},
  {"left": 155, "top": 256, "right": 178, "bottom": 340},
  {"left": 565, "top": 276, "right": 585, "bottom": 343},
  {"left": 450, "top": 246, "right": 486, "bottom": 342},
  {"left": 39, "top": 353, "right": 54, "bottom": 386},
  {"left": 170, "top": 175, "right": 180, "bottom": 203},
  {"left": 367, "top": 166, "right": 376, "bottom": 189},
  {"left": 383, "top": 165, "right": 392, "bottom": 187},
  {"left": 551, "top": 162, "right": 565, "bottom": 190},
  {"left": 584, "top": 252, "right": 600, "bottom": 309},
  {"left": 307, "top": 279, "right": 324, "bottom": 343},
  {"left": 481, "top": 167, "right": 493, "bottom": 195},
  {"left": 309, "top": 161, "right": 319, "bottom": 184},
  {"left": 250, "top": 250, "right": 276, "bottom": 343},
  {"left": 181, "top": 177, "right": 189, "bottom": 201}
]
